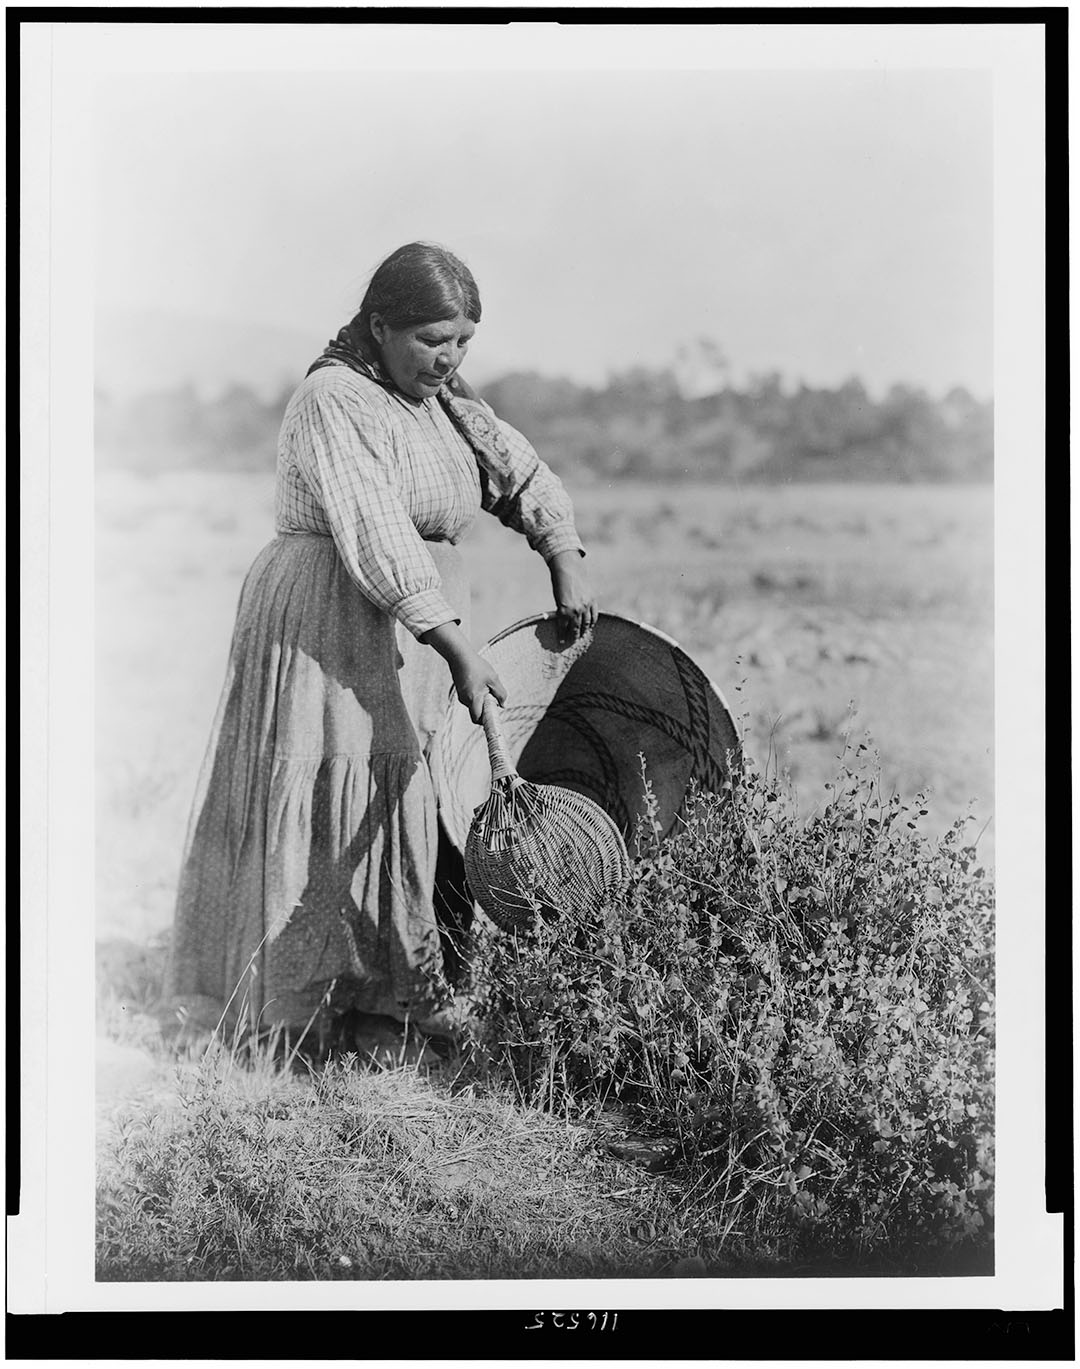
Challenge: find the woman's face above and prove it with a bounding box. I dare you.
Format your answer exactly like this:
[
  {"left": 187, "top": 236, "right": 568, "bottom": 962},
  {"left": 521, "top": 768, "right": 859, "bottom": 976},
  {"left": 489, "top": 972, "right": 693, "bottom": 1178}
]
[{"left": 370, "top": 311, "right": 476, "bottom": 400}]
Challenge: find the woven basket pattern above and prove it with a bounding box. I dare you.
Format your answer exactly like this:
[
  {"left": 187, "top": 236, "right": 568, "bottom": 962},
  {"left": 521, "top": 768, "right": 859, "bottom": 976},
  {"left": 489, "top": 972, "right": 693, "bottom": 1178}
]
[{"left": 464, "top": 774, "right": 631, "bottom": 932}]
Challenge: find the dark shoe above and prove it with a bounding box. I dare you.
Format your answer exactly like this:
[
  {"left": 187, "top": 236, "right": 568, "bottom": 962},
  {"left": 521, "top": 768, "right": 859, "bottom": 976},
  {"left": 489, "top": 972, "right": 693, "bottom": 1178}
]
[
  {"left": 341, "top": 1013, "right": 441, "bottom": 1069},
  {"left": 412, "top": 1000, "right": 477, "bottom": 1041}
]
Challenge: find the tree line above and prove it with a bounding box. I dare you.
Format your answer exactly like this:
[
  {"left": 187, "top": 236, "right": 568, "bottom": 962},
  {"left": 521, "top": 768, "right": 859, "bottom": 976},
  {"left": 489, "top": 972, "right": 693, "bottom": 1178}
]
[{"left": 95, "top": 363, "right": 992, "bottom": 483}]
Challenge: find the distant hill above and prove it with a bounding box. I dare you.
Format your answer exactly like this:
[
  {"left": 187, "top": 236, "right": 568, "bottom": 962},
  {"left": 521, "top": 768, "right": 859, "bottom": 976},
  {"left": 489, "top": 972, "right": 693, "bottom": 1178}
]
[
  {"left": 95, "top": 308, "right": 324, "bottom": 403},
  {"left": 93, "top": 317, "right": 993, "bottom": 484},
  {"left": 481, "top": 371, "right": 993, "bottom": 484}
]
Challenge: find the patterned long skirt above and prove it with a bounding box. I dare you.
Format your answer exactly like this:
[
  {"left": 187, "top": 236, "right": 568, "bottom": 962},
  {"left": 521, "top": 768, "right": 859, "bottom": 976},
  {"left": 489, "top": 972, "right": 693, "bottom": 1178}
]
[{"left": 164, "top": 532, "right": 469, "bottom": 1036}]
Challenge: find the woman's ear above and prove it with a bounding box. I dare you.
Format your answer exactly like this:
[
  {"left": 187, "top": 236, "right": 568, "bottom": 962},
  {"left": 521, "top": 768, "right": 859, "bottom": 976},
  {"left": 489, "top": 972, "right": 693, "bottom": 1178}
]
[{"left": 369, "top": 313, "right": 386, "bottom": 345}]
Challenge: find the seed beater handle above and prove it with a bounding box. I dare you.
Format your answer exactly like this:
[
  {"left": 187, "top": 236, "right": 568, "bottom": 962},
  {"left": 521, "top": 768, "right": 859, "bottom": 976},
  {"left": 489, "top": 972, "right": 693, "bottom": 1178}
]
[{"left": 481, "top": 694, "right": 516, "bottom": 782}]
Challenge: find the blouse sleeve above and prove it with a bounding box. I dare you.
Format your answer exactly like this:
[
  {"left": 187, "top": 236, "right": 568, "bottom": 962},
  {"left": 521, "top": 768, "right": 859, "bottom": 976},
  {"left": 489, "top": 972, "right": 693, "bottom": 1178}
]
[
  {"left": 480, "top": 411, "right": 586, "bottom": 562},
  {"left": 289, "top": 376, "right": 459, "bottom": 638}
]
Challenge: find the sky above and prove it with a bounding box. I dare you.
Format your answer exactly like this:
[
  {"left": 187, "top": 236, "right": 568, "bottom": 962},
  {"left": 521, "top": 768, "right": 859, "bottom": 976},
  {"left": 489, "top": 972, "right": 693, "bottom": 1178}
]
[{"left": 95, "top": 61, "right": 993, "bottom": 400}]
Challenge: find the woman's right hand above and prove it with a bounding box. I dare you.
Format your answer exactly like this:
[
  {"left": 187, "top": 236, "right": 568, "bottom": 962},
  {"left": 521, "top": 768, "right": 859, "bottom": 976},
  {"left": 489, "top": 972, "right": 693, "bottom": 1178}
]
[
  {"left": 450, "top": 652, "right": 507, "bottom": 724},
  {"left": 420, "top": 621, "right": 508, "bottom": 723}
]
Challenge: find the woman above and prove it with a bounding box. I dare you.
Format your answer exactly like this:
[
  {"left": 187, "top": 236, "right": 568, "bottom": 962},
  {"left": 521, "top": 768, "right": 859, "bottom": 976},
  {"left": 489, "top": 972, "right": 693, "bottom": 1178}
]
[{"left": 165, "top": 242, "right": 596, "bottom": 1055}]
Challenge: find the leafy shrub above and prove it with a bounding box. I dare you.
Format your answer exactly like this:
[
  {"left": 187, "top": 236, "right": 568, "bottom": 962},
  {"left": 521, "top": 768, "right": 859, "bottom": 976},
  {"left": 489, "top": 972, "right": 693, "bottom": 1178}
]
[{"left": 469, "top": 751, "right": 994, "bottom": 1270}]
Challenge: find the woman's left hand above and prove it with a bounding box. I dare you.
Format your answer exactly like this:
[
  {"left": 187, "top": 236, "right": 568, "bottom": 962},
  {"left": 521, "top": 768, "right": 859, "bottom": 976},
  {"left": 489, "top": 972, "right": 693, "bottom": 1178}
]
[{"left": 548, "top": 551, "right": 598, "bottom": 644}]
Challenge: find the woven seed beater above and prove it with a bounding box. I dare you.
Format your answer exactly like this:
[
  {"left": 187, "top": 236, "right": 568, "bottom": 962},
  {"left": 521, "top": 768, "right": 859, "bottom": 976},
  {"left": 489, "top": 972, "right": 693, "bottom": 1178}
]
[{"left": 463, "top": 695, "right": 632, "bottom": 932}]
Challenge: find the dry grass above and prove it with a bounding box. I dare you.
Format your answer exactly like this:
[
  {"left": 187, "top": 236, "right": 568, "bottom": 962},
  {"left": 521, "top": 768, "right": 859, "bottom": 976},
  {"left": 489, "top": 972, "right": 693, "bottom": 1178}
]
[{"left": 96, "top": 1045, "right": 706, "bottom": 1282}]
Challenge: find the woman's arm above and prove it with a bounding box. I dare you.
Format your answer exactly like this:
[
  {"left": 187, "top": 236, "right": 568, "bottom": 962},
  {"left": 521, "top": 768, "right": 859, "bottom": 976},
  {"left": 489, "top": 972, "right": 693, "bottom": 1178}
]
[
  {"left": 294, "top": 374, "right": 460, "bottom": 639},
  {"left": 420, "top": 621, "right": 508, "bottom": 722},
  {"left": 470, "top": 404, "right": 598, "bottom": 642},
  {"left": 547, "top": 549, "right": 598, "bottom": 645}
]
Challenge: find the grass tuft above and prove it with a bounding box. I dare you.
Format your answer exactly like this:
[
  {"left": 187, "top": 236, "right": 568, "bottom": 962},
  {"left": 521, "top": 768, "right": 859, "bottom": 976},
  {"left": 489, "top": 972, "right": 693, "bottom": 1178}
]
[{"left": 96, "top": 1046, "right": 689, "bottom": 1281}]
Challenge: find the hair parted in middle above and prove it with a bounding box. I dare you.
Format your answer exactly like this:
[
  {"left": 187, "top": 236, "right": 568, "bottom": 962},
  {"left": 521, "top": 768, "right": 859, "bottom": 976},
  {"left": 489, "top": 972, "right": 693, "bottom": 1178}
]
[{"left": 353, "top": 242, "right": 482, "bottom": 354}]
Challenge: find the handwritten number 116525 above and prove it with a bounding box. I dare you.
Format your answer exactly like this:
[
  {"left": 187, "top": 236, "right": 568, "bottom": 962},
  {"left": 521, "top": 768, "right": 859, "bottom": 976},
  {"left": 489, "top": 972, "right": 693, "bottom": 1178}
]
[{"left": 525, "top": 1312, "right": 619, "bottom": 1331}]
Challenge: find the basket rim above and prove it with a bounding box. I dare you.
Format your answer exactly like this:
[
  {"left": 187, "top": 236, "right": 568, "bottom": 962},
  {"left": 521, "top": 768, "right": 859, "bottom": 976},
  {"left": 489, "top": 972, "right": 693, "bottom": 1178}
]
[{"left": 477, "top": 609, "right": 739, "bottom": 726}]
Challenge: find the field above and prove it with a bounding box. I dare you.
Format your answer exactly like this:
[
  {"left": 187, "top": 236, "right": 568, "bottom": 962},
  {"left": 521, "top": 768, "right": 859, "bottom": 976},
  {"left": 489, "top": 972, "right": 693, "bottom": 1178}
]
[
  {"left": 94, "top": 470, "right": 995, "bottom": 1280},
  {"left": 96, "top": 472, "right": 994, "bottom": 946}
]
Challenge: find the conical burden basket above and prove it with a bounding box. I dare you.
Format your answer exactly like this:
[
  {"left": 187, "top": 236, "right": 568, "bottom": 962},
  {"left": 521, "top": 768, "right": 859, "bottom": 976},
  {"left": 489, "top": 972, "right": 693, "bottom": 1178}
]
[{"left": 464, "top": 696, "right": 631, "bottom": 932}]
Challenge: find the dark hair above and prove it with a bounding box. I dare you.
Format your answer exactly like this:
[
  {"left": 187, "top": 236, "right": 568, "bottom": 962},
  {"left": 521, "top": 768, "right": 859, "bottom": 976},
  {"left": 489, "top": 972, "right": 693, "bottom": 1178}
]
[{"left": 352, "top": 242, "right": 481, "bottom": 356}]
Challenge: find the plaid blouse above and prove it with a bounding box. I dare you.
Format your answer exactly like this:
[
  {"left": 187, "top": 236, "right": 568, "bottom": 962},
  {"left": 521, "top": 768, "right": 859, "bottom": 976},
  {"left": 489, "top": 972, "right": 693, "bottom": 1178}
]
[{"left": 275, "top": 365, "right": 584, "bottom": 638}]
